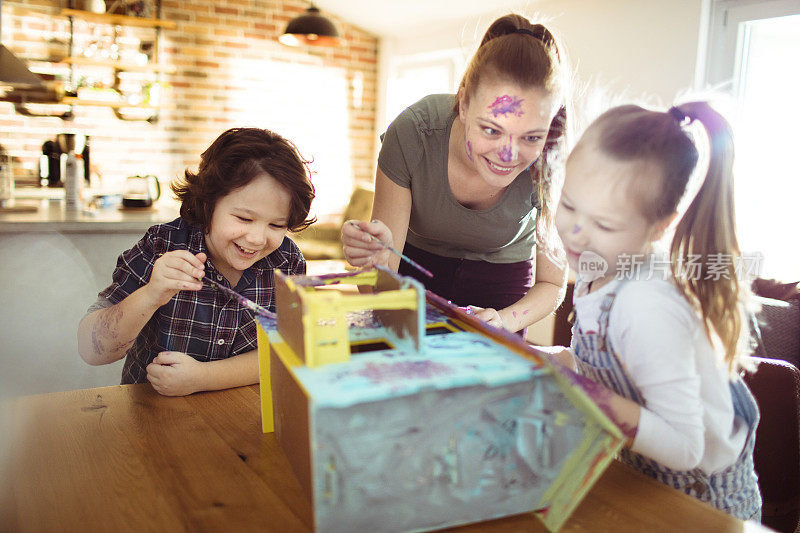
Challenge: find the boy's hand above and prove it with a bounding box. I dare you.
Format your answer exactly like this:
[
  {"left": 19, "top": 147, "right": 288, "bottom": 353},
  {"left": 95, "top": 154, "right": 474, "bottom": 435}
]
[
  {"left": 341, "top": 220, "right": 392, "bottom": 268},
  {"left": 144, "top": 251, "right": 207, "bottom": 307},
  {"left": 146, "top": 351, "right": 205, "bottom": 396}
]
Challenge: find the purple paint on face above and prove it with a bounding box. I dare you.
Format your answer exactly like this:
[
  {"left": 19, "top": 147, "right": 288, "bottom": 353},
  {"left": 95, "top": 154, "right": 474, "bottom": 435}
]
[
  {"left": 488, "top": 95, "right": 524, "bottom": 118},
  {"left": 498, "top": 137, "right": 514, "bottom": 163},
  {"left": 465, "top": 139, "right": 473, "bottom": 161}
]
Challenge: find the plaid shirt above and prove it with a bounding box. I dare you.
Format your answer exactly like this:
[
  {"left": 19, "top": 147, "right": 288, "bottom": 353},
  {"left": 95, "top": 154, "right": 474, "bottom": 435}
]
[{"left": 90, "top": 217, "right": 305, "bottom": 384}]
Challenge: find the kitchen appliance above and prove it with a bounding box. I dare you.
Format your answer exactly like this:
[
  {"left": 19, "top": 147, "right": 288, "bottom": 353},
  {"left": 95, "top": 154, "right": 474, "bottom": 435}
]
[
  {"left": 40, "top": 134, "right": 90, "bottom": 187},
  {"left": 0, "top": 144, "right": 12, "bottom": 206},
  {"left": 122, "top": 174, "right": 160, "bottom": 207},
  {"left": 57, "top": 133, "right": 87, "bottom": 211}
]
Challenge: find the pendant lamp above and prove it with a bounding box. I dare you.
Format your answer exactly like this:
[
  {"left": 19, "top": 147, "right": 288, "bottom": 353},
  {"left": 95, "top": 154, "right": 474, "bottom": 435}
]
[{"left": 279, "top": 5, "right": 341, "bottom": 47}]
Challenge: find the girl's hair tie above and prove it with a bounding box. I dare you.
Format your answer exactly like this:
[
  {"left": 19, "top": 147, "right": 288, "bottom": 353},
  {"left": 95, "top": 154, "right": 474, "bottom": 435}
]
[
  {"left": 515, "top": 28, "right": 538, "bottom": 38},
  {"left": 668, "top": 106, "right": 693, "bottom": 124}
]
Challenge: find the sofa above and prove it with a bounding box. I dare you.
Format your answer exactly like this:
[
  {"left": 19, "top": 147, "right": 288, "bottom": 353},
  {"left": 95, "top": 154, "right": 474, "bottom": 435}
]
[
  {"left": 290, "top": 184, "right": 374, "bottom": 260},
  {"left": 751, "top": 279, "right": 800, "bottom": 368}
]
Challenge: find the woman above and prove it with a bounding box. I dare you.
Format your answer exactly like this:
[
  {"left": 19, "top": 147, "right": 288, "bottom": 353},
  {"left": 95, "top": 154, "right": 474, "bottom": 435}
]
[{"left": 342, "top": 14, "right": 569, "bottom": 333}]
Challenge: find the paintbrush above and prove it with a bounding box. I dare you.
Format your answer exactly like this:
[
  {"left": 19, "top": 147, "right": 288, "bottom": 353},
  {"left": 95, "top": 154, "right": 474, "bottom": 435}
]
[
  {"left": 203, "top": 276, "right": 277, "bottom": 319},
  {"left": 347, "top": 220, "right": 434, "bottom": 279}
]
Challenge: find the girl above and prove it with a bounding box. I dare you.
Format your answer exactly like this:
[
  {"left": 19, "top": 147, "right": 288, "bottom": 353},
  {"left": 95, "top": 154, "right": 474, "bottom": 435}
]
[
  {"left": 342, "top": 14, "right": 569, "bottom": 334},
  {"left": 555, "top": 102, "right": 760, "bottom": 519},
  {"left": 77, "top": 128, "right": 315, "bottom": 396}
]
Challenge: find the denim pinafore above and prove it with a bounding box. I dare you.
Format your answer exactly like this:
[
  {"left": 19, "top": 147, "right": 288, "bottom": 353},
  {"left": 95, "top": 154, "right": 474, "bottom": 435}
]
[{"left": 571, "top": 283, "right": 762, "bottom": 521}]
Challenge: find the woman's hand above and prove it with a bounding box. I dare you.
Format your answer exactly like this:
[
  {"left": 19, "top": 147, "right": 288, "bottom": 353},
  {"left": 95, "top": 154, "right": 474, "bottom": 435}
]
[
  {"left": 143, "top": 251, "right": 206, "bottom": 307},
  {"left": 341, "top": 220, "right": 393, "bottom": 268},
  {"left": 146, "top": 351, "right": 206, "bottom": 396},
  {"left": 469, "top": 306, "right": 506, "bottom": 329}
]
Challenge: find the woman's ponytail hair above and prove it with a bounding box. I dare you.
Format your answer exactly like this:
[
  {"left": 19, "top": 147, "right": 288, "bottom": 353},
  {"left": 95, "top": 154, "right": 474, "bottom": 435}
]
[
  {"left": 669, "top": 102, "right": 749, "bottom": 372},
  {"left": 588, "top": 102, "right": 750, "bottom": 371},
  {"left": 455, "top": 14, "right": 570, "bottom": 254}
]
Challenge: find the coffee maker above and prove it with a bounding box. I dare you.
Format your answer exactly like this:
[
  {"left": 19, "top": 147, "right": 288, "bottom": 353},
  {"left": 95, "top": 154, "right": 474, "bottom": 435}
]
[{"left": 40, "top": 134, "right": 90, "bottom": 187}]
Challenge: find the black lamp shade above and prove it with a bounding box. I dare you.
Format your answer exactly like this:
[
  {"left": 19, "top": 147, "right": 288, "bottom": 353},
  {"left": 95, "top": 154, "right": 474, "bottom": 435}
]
[{"left": 279, "top": 6, "right": 341, "bottom": 47}]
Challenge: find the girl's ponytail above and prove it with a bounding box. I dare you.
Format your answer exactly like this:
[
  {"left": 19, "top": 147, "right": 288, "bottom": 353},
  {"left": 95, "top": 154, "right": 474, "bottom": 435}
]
[{"left": 669, "top": 102, "right": 749, "bottom": 371}]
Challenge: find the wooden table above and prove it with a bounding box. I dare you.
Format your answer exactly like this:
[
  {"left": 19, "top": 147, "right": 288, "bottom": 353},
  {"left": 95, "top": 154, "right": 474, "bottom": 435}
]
[{"left": 0, "top": 384, "right": 765, "bottom": 532}]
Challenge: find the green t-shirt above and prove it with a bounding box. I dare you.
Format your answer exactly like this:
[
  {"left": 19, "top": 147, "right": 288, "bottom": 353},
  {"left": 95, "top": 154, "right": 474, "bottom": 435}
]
[{"left": 378, "top": 94, "right": 539, "bottom": 263}]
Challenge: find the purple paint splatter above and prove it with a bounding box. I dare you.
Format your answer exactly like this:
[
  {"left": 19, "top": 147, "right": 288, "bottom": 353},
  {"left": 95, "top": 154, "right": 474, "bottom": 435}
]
[
  {"left": 465, "top": 139, "right": 473, "bottom": 161},
  {"left": 561, "top": 368, "right": 637, "bottom": 439},
  {"left": 488, "top": 95, "right": 524, "bottom": 118},
  {"left": 498, "top": 144, "right": 513, "bottom": 163},
  {"left": 356, "top": 360, "right": 453, "bottom": 384}
]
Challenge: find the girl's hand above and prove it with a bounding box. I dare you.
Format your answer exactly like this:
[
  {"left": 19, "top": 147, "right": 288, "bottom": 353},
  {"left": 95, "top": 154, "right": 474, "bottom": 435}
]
[
  {"left": 144, "top": 251, "right": 207, "bottom": 307},
  {"left": 535, "top": 345, "right": 577, "bottom": 371},
  {"left": 146, "top": 351, "right": 205, "bottom": 396},
  {"left": 341, "top": 220, "right": 393, "bottom": 268},
  {"left": 469, "top": 306, "right": 506, "bottom": 329}
]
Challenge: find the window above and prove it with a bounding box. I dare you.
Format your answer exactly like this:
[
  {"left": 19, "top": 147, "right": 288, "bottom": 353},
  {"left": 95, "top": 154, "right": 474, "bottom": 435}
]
[
  {"left": 703, "top": 0, "right": 800, "bottom": 281},
  {"left": 385, "top": 50, "right": 463, "bottom": 125}
]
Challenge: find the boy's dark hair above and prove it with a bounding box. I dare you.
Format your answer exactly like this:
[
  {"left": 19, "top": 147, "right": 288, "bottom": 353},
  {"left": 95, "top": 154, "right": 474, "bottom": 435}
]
[{"left": 171, "top": 127, "right": 316, "bottom": 232}]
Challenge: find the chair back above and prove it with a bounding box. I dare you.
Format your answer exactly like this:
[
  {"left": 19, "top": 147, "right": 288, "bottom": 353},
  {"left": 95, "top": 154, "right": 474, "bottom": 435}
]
[{"left": 744, "top": 357, "right": 800, "bottom": 532}]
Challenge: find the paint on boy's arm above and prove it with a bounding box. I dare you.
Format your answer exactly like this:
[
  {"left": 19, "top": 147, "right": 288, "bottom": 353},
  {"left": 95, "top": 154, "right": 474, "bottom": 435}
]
[
  {"left": 488, "top": 95, "right": 524, "bottom": 117},
  {"left": 563, "top": 369, "right": 638, "bottom": 439},
  {"left": 92, "top": 305, "right": 135, "bottom": 356}
]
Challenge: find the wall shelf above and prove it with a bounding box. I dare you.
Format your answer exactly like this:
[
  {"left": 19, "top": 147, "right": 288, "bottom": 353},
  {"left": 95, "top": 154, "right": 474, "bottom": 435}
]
[
  {"left": 60, "top": 8, "right": 176, "bottom": 29},
  {"left": 59, "top": 96, "right": 156, "bottom": 109},
  {"left": 60, "top": 57, "right": 174, "bottom": 73},
  {"left": 2, "top": 3, "right": 172, "bottom": 121}
]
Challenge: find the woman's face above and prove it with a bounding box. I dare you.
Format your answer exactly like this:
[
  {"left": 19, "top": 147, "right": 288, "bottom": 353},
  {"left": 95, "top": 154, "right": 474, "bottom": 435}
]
[{"left": 459, "top": 80, "right": 555, "bottom": 188}]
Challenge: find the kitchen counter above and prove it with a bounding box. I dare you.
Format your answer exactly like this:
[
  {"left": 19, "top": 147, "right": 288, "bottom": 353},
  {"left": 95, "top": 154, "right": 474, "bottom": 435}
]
[
  {"left": 0, "top": 198, "right": 180, "bottom": 233},
  {"left": 1, "top": 197, "right": 179, "bottom": 395}
]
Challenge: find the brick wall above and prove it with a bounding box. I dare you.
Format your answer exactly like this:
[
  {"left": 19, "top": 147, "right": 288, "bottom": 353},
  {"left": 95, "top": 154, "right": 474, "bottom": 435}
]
[{"left": 0, "top": 0, "right": 378, "bottom": 217}]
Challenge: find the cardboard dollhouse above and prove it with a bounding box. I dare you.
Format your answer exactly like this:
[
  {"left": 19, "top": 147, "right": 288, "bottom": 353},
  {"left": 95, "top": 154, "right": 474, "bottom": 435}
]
[{"left": 256, "top": 267, "right": 623, "bottom": 532}]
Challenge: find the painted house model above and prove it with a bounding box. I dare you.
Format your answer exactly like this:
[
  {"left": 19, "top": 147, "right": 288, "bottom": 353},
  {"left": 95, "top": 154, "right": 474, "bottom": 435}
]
[{"left": 257, "top": 267, "right": 623, "bottom": 532}]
